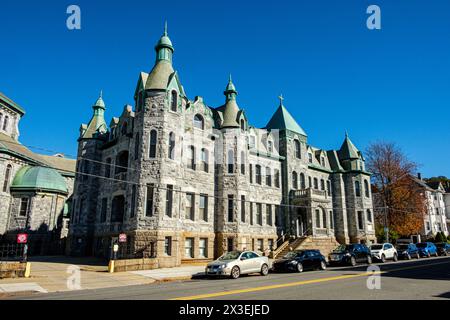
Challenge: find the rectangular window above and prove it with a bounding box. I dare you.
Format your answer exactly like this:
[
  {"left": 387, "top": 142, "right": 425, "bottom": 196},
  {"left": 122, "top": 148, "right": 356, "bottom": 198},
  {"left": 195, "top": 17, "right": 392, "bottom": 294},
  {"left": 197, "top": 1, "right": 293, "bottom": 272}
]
[
  {"left": 166, "top": 185, "right": 173, "bottom": 217},
  {"left": 257, "top": 239, "right": 263, "bottom": 252},
  {"left": 330, "top": 211, "right": 334, "bottom": 229},
  {"left": 130, "top": 185, "right": 136, "bottom": 218},
  {"left": 100, "top": 198, "right": 107, "bottom": 222},
  {"left": 274, "top": 170, "right": 280, "bottom": 188},
  {"left": 249, "top": 136, "right": 256, "bottom": 149},
  {"left": 256, "top": 165, "right": 262, "bottom": 185},
  {"left": 104, "top": 158, "right": 111, "bottom": 178},
  {"left": 199, "top": 238, "right": 207, "bottom": 258},
  {"left": 250, "top": 202, "right": 254, "bottom": 225},
  {"left": 426, "top": 221, "right": 430, "bottom": 230},
  {"left": 256, "top": 203, "right": 262, "bottom": 225},
  {"left": 228, "top": 195, "right": 234, "bottom": 222},
  {"left": 315, "top": 209, "right": 321, "bottom": 228},
  {"left": 266, "top": 204, "right": 273, "bottom": 226},
  {"left": 227, "top": 238, "right": 234, "bottom": 252},
  {"left": 268, "top": 239, "right": 274, "bottom": 251},
  {"left": 19, "top": 198, "right": 29, "bottom": 217},
  {"left": 308, "top": 153, "right": 313, "bottom": 163},
  {"left": 241, "top": 195, "right": 246, "bottom": 223},
  {"left": 146, "top": 184, "right": 154, "bottom": 217},
  {"left": 266, "top": 168, "right": 272, "bottom": 186},
  {"left": 186, "top": 193, "right": 195, "bottom": 220},
  {"left": 184, "top": 238, "right": 194, "bottom": 258},
  {"left": 164, "top": 237, "right": 172, "bottom": 256},
  {"left": 357, "top": 211, "right": 364, "bottom": 230},
  {"left": 249, "top": 164, "right": 253, "bottom": 183},
  {"left": 199, "top": 195, "right": 208, "bottom": 221}
]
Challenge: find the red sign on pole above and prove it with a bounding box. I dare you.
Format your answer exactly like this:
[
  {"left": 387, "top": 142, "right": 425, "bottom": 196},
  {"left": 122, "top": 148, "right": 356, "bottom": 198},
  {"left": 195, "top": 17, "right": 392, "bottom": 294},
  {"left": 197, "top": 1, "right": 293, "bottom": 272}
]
[
  {"left": 119, "top": 233, "right": 127, "bottom": 243},
  {"left": 17, "top": 233, "right": 28, "bottom": 244}
]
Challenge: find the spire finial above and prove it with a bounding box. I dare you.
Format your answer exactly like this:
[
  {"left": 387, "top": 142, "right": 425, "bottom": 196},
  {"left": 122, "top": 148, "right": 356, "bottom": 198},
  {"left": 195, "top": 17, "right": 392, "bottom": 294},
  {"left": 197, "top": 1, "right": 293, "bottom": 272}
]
[
  {"left": 164, "top": 21, "right": 168, "bottom": 36},
  {"left": 345, "top": 130, "right": 349, "bottom": 138},
  {"left": 99, "top": 89, "right": 103, "bottom": 99},
  {"left": 229, "top": 74, "right": 232, "bottom": 83},
  {"left": 278, "top": 94, "right": 284, "bottom": 106}
]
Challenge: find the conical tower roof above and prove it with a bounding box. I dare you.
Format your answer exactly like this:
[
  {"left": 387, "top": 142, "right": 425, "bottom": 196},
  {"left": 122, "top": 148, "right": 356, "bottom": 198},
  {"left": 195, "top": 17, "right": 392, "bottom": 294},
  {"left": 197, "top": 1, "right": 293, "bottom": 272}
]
[
  {"left": 221, "top": 75, "right": 240, "bottom": 128},
  {"left": 265, "top": 95, "right": 307, "bottom": 136},
  {"left": 338, "top": 133, "right": 360, "bottom": 160}
]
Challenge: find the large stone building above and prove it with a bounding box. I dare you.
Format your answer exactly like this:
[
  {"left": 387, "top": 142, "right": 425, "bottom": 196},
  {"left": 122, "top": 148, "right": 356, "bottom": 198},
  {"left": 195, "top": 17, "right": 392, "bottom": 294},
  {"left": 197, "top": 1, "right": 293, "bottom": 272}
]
[
  {"left": 0, "top": 92, "right": 75, "bottom": 255},
  {"left": 69, "top": 26, "right": 376, "bottom": 266}
]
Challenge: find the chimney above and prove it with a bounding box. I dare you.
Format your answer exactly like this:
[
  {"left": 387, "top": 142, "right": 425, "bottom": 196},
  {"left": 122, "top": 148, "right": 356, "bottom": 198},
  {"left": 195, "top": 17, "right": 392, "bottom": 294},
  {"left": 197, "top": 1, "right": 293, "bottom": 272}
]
[{"left": 417, "top": 173, "right": 422, "bottom": 180}]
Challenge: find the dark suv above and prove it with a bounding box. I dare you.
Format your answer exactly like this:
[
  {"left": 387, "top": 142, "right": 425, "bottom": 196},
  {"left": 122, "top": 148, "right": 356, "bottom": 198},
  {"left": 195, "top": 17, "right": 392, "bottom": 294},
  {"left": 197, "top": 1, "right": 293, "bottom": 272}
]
[
  {"left": 329, "top": 244, "right": 372, "bottom": 266},
  {"left": 435, "top": 242, "right": 450, "bottom": 256}
]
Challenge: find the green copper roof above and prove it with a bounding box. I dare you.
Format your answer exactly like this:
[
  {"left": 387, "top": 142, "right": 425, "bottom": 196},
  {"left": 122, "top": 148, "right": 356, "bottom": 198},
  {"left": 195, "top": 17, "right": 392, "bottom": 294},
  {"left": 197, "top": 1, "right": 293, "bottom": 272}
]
[
  {"left": 94, "top": 91, "right": 105, "bottom": 109},
  {"left": 11, "top": 166, "right": 68, "bottom": 194},
  {"left": 265, "top": 97, "right": 307, "bottom": 136},
  {"left": 80, "top": 92, "right": 108, "bottom": 139},
  {"left": 221, "top": 76, "right": 241, "bottom": 128},
  {"left": 155, "top": 21, "right": 174, "bottom": 51},
  {"left": 145, "top": 60, "right": 175, "bottom": 90},
  {"left": 338, "top": 133, "right": 360, "bottom": 160}
]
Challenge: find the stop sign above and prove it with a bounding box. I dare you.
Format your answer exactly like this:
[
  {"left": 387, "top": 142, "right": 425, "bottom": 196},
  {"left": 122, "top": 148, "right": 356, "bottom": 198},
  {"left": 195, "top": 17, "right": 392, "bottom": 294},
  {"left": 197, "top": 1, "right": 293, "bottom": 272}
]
[
  {"left": 119, "top": 233, "right": 127, "bottom": 243},
  {"left": 17, "top": 233, "right": 28, "bottom": 244}
]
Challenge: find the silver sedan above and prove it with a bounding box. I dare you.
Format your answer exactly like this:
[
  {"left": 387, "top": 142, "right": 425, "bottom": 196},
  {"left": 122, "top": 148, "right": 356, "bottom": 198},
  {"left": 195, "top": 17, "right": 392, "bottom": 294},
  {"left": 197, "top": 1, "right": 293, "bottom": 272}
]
[{"left": 205, "top": 250, "right": 270, "bottom": 279}]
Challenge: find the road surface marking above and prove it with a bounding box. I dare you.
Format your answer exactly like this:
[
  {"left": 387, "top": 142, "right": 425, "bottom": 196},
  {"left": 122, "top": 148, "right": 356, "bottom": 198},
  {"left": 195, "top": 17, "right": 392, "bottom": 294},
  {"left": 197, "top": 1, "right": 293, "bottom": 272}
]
[{"left": 170, "top": 260, "right": 450, "bottom": 300}]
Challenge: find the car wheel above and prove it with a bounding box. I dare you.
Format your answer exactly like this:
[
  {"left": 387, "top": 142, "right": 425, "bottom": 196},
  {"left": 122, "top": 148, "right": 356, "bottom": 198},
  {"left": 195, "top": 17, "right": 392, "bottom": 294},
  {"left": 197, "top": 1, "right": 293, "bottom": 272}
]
[
  {"left": 393, "top": 254, "right": 398, "bottom": 262},
  {"left": 350, "top": 256, "right": 356, "bottom": 267},
  {"left": 406, "top": 253, "right": 411, "bottom": 260},
  {"left": 444, "top": 251, "right": 448, "bottom": 256},
  {"left": 320, "top": 261, "right": 327, "bottom": 270},
  {"left": 296, "top": 262, "right": 304, "bottom": 273},
  {"left": 427, "top": 252, "right": 431, "bottom": 258},
  {"left": 380, "top": 254, "right": 386, "bottom": 263},
  {"left": 434, "top": 252, "right": 439, "bottom": 257},
  {"left": 260, "top": 264, "right": 269, "bottom": 276},
  {"left": 230, "top": 266, "right": 240, "bottom": 279},
  {"left": 367, "top": 255, "right": 372, "bottom": 265}
]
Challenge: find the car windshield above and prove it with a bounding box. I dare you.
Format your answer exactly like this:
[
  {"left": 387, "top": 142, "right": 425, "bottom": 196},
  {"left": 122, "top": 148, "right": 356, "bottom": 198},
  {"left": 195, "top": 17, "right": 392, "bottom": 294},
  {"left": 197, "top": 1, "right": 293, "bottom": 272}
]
[
  {"left": 416, "top": 243, "right": 427, "bottom": 248},
  {"left": 284, "top": 251, "right": 302, "bottom": 259},
  {"left": 333, "top": 244, "right": 353, "bottom": 253},
  {"left": 370, "top": 245, "right": 383, "bottom": 250},
  {"left": 218, "top": 251, "right": 241, "bottom": 261},
  {"left": 396, "top": 245, "right": 409, "bottom": 250},
  {"left": 435, "top": 243, "right": 444, "bottom": 248}
]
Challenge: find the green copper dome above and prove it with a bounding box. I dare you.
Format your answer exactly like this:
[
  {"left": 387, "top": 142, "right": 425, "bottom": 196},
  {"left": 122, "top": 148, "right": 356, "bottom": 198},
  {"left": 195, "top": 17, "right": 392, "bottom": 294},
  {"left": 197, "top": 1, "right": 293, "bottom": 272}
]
[{"left": 11, "top": 166, "right": 68, "bottom": 194}]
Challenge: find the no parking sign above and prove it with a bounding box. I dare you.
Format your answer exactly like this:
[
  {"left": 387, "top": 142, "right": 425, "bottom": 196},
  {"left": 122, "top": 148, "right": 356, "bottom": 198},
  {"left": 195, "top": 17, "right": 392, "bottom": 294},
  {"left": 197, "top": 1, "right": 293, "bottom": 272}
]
[
  {"left": 119, "top": 233, "right": 127, "bottom": 243},
  {"left": 17, "top": 233, "right": 28, "bottom": 244}
]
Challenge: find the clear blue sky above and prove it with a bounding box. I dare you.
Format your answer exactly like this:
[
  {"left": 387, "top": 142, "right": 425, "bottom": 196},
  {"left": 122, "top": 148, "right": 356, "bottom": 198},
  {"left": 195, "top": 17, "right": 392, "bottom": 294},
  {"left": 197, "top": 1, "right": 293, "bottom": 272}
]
[{"left": 1, "top": 0, "right": 449, "bottom": 177}]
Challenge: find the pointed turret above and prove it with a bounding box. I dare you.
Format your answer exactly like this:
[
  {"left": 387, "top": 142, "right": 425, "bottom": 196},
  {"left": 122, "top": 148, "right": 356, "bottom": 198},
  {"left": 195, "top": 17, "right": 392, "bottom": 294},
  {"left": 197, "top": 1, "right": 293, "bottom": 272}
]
[
  {"left": 221, "top": 75, "right": 241, "bottom": 128},
  {"left": 80, "top": 91, "right": 108, "bottom": 139},
  {"left": 265, "top": 95, "right": 307, "bottom": 136},
  {"left": 338, "top": 132, "right": 361, "bottom": 160},
  {"left": 145, "top": 22, "right": 176, "bottom": 90}
]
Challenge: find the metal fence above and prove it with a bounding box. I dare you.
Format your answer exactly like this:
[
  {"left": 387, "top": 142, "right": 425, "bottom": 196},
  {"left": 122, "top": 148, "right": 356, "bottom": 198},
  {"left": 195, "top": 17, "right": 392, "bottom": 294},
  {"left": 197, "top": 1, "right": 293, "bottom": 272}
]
[{"left": 0, "top": 243, "right": 26, "bottom": 262}]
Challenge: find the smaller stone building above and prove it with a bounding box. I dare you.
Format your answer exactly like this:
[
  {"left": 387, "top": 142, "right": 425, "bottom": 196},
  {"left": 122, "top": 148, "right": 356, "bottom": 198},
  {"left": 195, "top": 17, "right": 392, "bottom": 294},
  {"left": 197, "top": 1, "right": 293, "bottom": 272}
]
[{"left": 0, "top": 92, "right": 75, "bottom": 255}]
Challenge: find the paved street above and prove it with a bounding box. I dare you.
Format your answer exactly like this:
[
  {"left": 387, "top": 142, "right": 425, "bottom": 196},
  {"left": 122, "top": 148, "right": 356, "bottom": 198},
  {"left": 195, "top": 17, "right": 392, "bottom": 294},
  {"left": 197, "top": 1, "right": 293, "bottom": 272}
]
[{"left": 10, "top": 256, "right": 450, "bottom": 300}]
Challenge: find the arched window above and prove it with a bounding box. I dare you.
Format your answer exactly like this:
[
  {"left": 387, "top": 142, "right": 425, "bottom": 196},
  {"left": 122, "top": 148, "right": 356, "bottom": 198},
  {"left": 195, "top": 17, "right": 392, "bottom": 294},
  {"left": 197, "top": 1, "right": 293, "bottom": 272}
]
[
  {"left": 355, "top": 180, "right": 361, "bottom": 197},
  {"left": 201, "top": 148, "right": 209, "bottom": 172},
  {"left": 134, "top": 133, "right": 140, "bottom": 159},
  {"left": 314, "top": 178, "right": 318, "bottom": 190},
  {"left": 292, "top": 171, "right": 298, "bottom": 189},
  {"left": 171, "top": 90, "right": 178, "bottom": 112},
  {"left": 300, "top": 173, "right": 306, "bottom": 189},
  {"left": 168, "top": 132, "right": 175, "bottom": 160},
  {"left": 240, "top": 119, "right": 245, "bottom": 131},
  {"left": 364, "top": 180, "right": 370, "bottom": 198},
  {"left": 315, "top": 209, "right": 321, "bottom": 228},
  {"left": 115, "top": 151, "right": 129, "bottom": 176},
  {"left": 193, "top": 114, "right": 204, "bottom": 130},
  {"left": 227, "top": 150, "right": 234, "bottom": 174},
  {"left": 121, "top": 122, "right": 128, "bottom": 135},
  {"left": 266, "top": 167, "right": 272, "bottom": 186},
  {"left": 294, "top": 140, "right": 301, "bottom": 159},
  {"left": 3, "top": 116, "right": 9, "bottom": 131},
  {"left": 3, "top": 164, "right": 12, "bottom": 192},
  {"left": 367, "top": 209, "right": 372, "bottom": 223},
  {"left": 327, "top": 181, "right": 331, "bottom": 196},
  {"left": 308, "top": 176, "right": 312, "bottom": 188},
  {"left": 240, "top": 151, "right": 246, "bottom": 174},
  {"left": 187, "top": 146, "right": 196, "bottom": 170},
  {"left": 149, "top": 130, "right": 157, "bottom": 158}
]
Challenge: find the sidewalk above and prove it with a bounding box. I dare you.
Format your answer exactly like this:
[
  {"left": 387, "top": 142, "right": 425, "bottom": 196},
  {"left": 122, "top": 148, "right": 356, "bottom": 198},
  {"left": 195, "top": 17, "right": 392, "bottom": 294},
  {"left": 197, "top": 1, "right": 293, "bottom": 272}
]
[{"left": 0, "top": 256, "right": 206, "bottom": 297}]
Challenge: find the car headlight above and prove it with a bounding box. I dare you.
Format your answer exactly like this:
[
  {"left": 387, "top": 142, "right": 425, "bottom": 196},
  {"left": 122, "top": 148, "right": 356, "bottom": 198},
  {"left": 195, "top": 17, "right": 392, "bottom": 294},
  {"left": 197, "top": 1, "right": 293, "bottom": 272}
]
[
  {"left": 345, "top": 253, "right": 351, "bottom": 257},
  {"left": 218, "top": 264, "right": 226, "bottom": 269},
  {"left": 288, "top": 260, "right": 298, "bottom": 265}
]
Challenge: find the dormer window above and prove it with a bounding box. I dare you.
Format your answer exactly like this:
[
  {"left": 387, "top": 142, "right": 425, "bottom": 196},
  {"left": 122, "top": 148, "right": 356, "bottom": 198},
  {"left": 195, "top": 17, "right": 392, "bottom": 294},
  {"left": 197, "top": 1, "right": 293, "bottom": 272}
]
[
  {"left": 267, "top": 141, "right": 273, "bottom": 153},
  {"left": 193, "top": 114, "right": 204, "bottom": 130},
  {"left": 171, "top": 90, "right": 178, "bottom": 112},
  {"left": 308, "top": 153, "right": 313, "bottom": 164},
  {"left": 294, "top": 140, "right": 301, "bottom": 159},
  {"left": 3, "top": 115, "right": 9, "bottom": 131},
  {"left": 249, "top": 136, "right": 256, "bottom": 149},
  {"left": 121, "top": 122, "right": 128, "bottom": 135},
  {"left": 321, "top": 157, "right": 325, "bottom": 167},
  {"left": 240, "top": 119, "right": 245, "bottom": 131}
]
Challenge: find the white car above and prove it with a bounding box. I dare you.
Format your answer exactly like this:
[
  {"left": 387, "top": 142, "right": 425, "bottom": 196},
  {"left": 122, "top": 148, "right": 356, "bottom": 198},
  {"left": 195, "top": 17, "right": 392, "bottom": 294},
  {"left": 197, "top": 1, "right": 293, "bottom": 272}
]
[
  {"left": 370, "top": 243, "right": 398, "bottom": 263},
  {"left": 205, "top": 250, "right": 270, "bottom": 279}
]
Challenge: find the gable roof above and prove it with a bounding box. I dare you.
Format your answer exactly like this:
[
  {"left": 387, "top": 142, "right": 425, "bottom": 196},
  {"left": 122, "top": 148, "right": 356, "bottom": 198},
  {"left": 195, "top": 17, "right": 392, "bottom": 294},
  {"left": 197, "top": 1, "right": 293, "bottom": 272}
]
[
  {"left": 338, "top": 135, "right": 360, "bottom": 160},
  {"left": 265, "top": 104, "right": 307, "bottom": 136},
  {"left": 0, "top": 92, "right": 25, "bottom": 116}
]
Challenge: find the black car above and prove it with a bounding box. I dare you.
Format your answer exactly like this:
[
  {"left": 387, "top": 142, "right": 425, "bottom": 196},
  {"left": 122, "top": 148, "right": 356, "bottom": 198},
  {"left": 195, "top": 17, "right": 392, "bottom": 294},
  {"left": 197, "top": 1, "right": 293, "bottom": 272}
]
[
  {"left": 395, "top": 243, "right": 420, "bottom": 260},
  {"left": 328, "top": 244, "right": 372, "bottom": 266},
  {"left": 272, "top": 250, "right": 327, "bottom": 273},
  {"left": 435, "top": 242, "right": 450, "bottom": 256}
]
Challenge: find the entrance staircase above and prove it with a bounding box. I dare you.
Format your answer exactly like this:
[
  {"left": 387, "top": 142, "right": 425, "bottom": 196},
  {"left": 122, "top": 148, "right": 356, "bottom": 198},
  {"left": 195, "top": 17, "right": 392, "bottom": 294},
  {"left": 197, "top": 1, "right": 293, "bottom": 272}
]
[{"left": 272, "top": 236, "right": 341, "bottom": 261}]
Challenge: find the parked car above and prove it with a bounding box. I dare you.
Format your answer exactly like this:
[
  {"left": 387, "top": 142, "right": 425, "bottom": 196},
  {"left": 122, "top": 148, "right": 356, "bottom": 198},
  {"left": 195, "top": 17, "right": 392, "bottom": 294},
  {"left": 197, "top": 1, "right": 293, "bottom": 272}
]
[
  {"left": 205, "top": 251, "right": 270, "bottom": 279},
  {"left": 435, "top": 242, "right": 450, "bottom": 256},
  {"left": 395, "top": 243, "right": 420, "bottom": 260},
  {"left": 370, "top": 243, "right": 398, "bottom": 263},
  {"left": 328, "top": 244, "right": 372, "bottom": 266},
  {"left": 272, "top": 250, "right": 327, "bottom": 273},
  {"left": 416, "top": 242, "right": 438, "bottom": 257}
]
